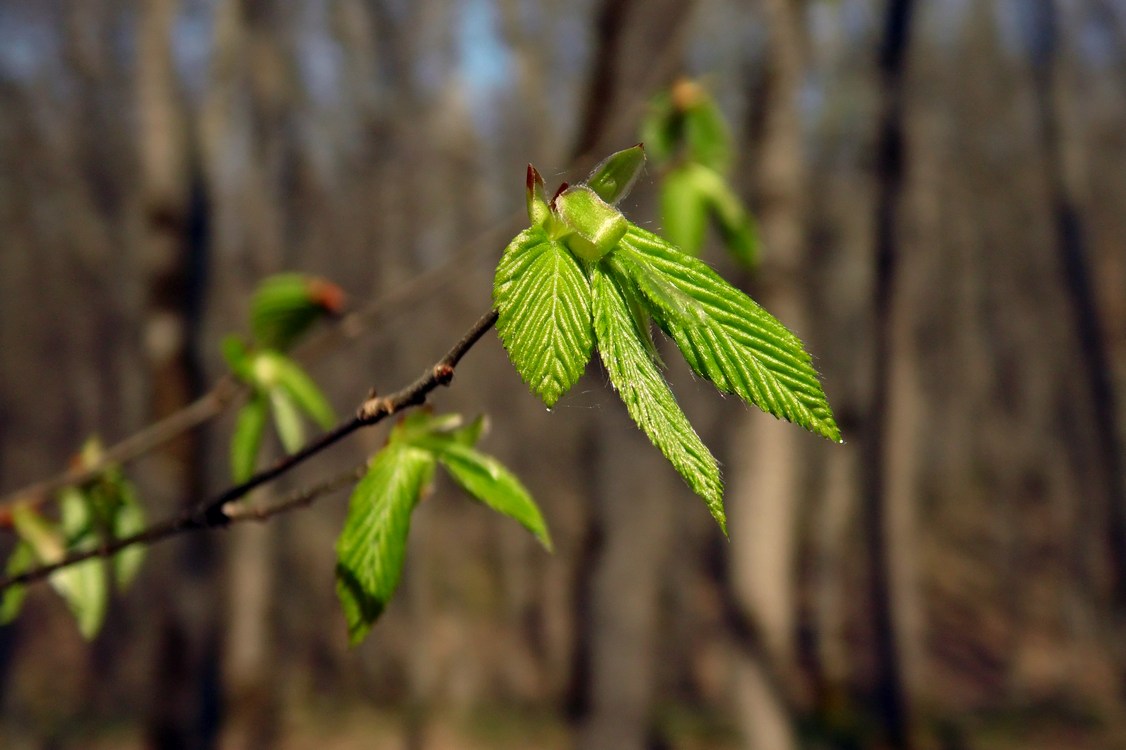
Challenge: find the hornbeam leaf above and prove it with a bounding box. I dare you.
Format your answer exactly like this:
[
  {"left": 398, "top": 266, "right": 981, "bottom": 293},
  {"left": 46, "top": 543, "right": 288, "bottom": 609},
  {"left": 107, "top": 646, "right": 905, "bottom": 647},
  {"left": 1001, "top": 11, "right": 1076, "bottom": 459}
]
[
  {"left": 494, "top": 227, "right": 594, "bottom": 407},
  {"left": 0, "top": 543, "right": 34, "bottom": 625},
  {"left": 269, "top": 388, "right": 306, "bottom": 453},
  {"left": 591, "top": 265, "right": 726, "bottom": 531},
  {"left": 616, "top": 226, "right": 840, "bottom": 442},
  {"left": 270, "top": 354, "right": 336, "bottom": 429},
  {"left": 231, "top": 394, "right": 269, "bottom": 482},
  {"left": 56, "top": 490, "right": 108, "bottom": 640},
  {"left": 660, "top": 165, "right": 709, "bottom": 257},
  {"left": 335, "top": 444, "right": 435, "bottom": 645},
  {"left": 421, "top": 439, "right": 552, "bottom": 551}
]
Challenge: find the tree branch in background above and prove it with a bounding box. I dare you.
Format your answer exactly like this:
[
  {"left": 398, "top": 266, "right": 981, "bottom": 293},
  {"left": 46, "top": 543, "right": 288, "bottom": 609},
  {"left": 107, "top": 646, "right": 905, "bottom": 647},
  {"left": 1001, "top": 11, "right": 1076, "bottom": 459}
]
[{"left": 0, "top": 310, "right": 498, "bottom": 592}]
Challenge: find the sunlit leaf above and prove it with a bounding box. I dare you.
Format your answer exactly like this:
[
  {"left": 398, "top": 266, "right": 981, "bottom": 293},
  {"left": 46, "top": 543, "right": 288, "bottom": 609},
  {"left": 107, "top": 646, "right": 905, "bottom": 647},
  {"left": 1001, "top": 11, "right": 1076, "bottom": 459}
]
[
  {"left": 591, "top": 264, "right": 725, "bottom": 531},
  {"left": 615, "top": 226, "right": 840, "bottom": 442},
  {"left": 422, "top": 439, "right": 552, "bottom": 551},
  {"left": 335, "top": 445, "right": 435, "bottom": 645},
  {"left": 494, "top": 227, "right": 594, "bottom": 407}
]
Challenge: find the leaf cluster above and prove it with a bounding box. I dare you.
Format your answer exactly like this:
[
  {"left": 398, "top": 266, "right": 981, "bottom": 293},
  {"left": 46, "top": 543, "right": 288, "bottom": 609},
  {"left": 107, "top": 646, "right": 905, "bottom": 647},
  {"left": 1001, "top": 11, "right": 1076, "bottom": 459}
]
[
  {"left": 641, "top": 78, "right": 758, "bottom": 266},
  {"left": 1, "top": 439, "right": 145, "bottom": 638},
  {"left": 335, "top": 412, "right": 550, "bottom": 644},
  {"left": 224, "top": 274, "right": 343, "bottom": 481},
  {"left": 495, "top": 146, "right": 839, "bottom": 532}
]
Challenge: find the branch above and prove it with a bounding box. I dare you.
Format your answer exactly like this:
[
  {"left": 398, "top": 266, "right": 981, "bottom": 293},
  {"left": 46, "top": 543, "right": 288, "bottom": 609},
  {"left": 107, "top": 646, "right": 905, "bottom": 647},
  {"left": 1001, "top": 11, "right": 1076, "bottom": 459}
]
[{"left": 0, "top": 310, "right": 498, "bottom": 592}]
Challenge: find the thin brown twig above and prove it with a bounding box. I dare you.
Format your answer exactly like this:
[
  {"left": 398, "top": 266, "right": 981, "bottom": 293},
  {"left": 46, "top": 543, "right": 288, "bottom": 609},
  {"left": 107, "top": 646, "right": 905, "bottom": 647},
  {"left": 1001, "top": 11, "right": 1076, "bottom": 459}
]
[{"left": 0, "top": 310, "right": 498, "bottom": 592}]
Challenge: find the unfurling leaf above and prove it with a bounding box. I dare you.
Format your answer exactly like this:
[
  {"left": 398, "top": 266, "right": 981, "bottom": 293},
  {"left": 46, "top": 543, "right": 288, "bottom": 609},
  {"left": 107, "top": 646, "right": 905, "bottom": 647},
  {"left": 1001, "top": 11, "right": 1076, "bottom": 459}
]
[
  {"left": 269, "top": 388, "right": 306, "bottom": 453},
  {"left": 591, "top": 265, "right": 726, "bottom": 531},
  {"left": 269, "top": 354, "right": 335, "bottom": 428},
  {"left": 617, "top": 226, "right": 840, "bottom": 442},
  {"left": 586, "top": 144, "right": 646, "bottom": 205},
  {"left": 251, "top": 273, "right": 343, "bottom": 352},
  {"left": 494, "top": 228, "right": 594, "bottom": 407},
  {"left": 335, "top": 445, "right": 435, "bottom": 645},
  {"left": 231, "top": 394, "right": 269, "bottom": 483},
  {"left": 555, "top": 186, "right": 628, "bottom": 261},
  {"left": 422, "top": 439, "right": 552, "bottom": 551},
  {"left": 660, "top": 165, "right": 709, "bottom": 256}
]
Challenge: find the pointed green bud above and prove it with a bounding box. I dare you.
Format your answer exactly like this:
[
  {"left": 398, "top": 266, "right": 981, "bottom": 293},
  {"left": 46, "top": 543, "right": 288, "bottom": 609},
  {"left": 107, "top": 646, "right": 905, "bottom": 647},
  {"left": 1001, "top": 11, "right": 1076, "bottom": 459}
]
[
  {"left": 555, "top": 185, "right": 627, "bottom": 262},
  {"left": 526, "top": 165, "right": 550, "bottom": 227},
  {"left": 585, "top": 143, "right": 646, "bottom": 204}
]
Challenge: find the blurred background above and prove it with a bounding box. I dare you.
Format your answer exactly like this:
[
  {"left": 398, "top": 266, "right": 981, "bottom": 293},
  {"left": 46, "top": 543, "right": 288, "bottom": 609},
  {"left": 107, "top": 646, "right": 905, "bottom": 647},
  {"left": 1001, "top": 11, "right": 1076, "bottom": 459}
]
[{"left": 1, "top": 0, "right": 1125, "bottom": 748}]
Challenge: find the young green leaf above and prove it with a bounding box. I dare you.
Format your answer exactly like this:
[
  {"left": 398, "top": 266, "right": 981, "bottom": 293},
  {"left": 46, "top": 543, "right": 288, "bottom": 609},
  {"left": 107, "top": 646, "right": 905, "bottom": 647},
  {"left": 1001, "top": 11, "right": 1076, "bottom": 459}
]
[
  {"left": 269, "top": 388, "right": 306, "bottom": 453},
  {"left": 112, "top": 484, "right": 146, "bottom": 589},
  {"left": 54, "top": 490, "right": 109, "bottom": 639},
  {"left": 231, "top": 394, "right": 269, "bottom": 483},
  {"left": 421, "top": 439, "right": 552, "bottom": 551},
  {"left": 251, "top": 273, "right": 342, "bottom": 352},
  {"left": 586, "top": 144, "right": 646, "bottom": 205},
  {"left": 591, "top": 265, "right": 726, "bottom": 531},
  {"left": 335, "top": 445, "right": 435, "bottom": 645},
  {"left": 616, "top": 226, "right": 840, "bottom": 442},
  {"left": 270, "top": 354, "right": 335, "bottom": 429},
  {"left": 0, "top": 542, "right": 34, "bottom": 625},
  {"left": 640, "top": 91, "right": 678, "bottom": 163},
  {"left": 221, "top": 335, "right": 254, "bottom": 381},
  {"left": 526, "top": 165, "right": 551, "bottom": 227},
  {"left": 683, "top": 97, "right": 732, "bottom": 173},
  {"left": 494, "top": 227, "right": 595, "bottom": 407},
  {"left": 660, "top": 165, "right": 710, "bottom": 256}
]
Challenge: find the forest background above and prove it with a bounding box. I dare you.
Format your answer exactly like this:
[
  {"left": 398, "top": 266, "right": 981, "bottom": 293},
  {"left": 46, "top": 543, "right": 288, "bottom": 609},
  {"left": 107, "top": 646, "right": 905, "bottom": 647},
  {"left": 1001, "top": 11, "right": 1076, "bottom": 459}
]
[{"left": 1, "top": 0, "right": 1124, "bottom": 748}]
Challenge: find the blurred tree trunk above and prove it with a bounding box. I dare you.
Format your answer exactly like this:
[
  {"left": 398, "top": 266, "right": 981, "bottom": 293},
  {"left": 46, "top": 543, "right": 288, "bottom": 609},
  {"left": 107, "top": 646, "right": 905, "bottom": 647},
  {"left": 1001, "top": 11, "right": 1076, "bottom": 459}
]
[
  {"left": 570, "top": 2, "right": 694, "bottom": 748},
  {"left": 136, "top": 0, "right": 222, "bottom": 747},
  {"left": 1025, "top": 0, "right": 1126, "bottom": 699},
  {"left": 723, "top": 0, "right": 809, "bottom": 747},
  {"left": 863, "top": 0, "right": 918, "bottom": 746}
]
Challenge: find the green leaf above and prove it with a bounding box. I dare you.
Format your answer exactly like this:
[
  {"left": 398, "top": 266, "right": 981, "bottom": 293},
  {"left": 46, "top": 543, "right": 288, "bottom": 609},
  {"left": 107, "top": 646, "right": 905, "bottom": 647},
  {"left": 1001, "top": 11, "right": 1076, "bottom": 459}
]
[
  {"left": 270, "top": 388, "right": 306, "bottom": 453},
  {"left": 586, "top": 144, "right": 646, "bottom": 205},
  {"left": 112, "top": 483, "right": 146, "bottom": 589},
  {"left": 639, "top": 91, "right": 678, "bottom": 163},
  {"left": 251, "top": 273, "right": 339, "bottom": 352},
  {"left": 222, "top": 335, "right": 253, "bottom": 381},
  {"left": 231, "top": 394, "right": 269, "bottom": 482},
  {"left": 422, "top": 439, "right": 552, "bottom": 551},
  {"left": 660, "top": 165, "right": 710, "bottom": 257},
  {"left": 270, "top": 354, "right": 335, "bottom": 429},
  {"left": 616, "top": 226, "right": 840, "bottom": 442},
  {"left": 555, "top": 186, "right": 628, "bottom": 261},
  {"left": 683, "top": 96, "right": 732, "bottom": 173},
  {"left": 526, "top": 165, "right": 551, "bottom": 227},
  {"left": 591, "top": 264, "right": 726, "bottom": 531},
  {"left": 335, "top": 445, "right": 435, "bottom": 645},
  {"left": 46, "top": 491, "right": 108, "bottom": 640},
  {"left": 494, "top": 227, "right": 595, "bottom": 407},
  {"left": 0, "top": 542, "right": 34, "bottom": 625}
]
